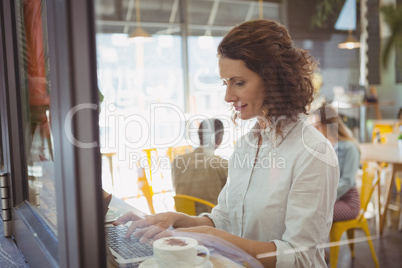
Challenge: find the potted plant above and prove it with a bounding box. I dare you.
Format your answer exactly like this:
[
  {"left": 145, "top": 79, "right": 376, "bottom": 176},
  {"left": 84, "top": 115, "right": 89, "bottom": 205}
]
[{"left": 381, "top": 4, "right": 402, "bottom": 68}]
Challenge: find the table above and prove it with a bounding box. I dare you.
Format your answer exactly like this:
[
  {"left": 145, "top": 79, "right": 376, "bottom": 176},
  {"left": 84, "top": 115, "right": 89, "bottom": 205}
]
[
  {"left": 359, "top": 143, "right": 402, "bottom": 235},
  {"left": 106, "top": 196, "right": 249, "bottom": 267},
  {"left": 371, "top": 119, "right": 402, "bottom": 126}
]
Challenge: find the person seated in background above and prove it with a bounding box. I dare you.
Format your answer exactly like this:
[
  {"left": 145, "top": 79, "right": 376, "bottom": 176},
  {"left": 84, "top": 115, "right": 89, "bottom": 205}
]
[
  {"left": 398, "top": 107, "right": 402, "bottom": 120},
  {"left": 313, "top": 104, "right": 361, "bottom": 222},
  {"left": 171, "top": 118, "right": 228, "bottom": 214}
]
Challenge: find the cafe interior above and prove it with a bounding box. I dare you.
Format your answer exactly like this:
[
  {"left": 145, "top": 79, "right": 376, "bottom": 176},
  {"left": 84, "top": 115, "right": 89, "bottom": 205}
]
[{"left": 0, "top": 0, "right": 401, "bottom": 267}]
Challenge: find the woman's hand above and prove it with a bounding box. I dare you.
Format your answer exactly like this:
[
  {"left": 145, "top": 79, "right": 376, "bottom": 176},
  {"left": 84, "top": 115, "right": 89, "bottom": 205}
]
[
  {"left": 113, "top": 212, "right": 178, "bottom": 241},
  {"left": 113, "top": 211, "right": 214, "bottom": 243}
]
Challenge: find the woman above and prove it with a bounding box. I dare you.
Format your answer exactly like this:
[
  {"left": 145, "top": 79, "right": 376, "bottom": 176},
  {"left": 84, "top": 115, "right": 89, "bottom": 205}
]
[
  {"left": 314, "top": 105, "right": 360, "bottom": 222},
  {"left": 114, "top": 19, "right": 339, "bottom": 267}
]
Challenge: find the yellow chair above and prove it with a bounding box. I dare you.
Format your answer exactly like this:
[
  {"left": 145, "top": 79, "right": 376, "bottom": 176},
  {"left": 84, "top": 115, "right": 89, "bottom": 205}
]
[
  {"left": 329, "top": 162, "right": 380, "bottom": 268},
  {"left": 371, "top": 122, "right": 401, "bottom": 144},
  {"left": 371, "top": 126, "right": 393, "bottom": 144},
  {"left": 135, "top": 165, "right": 156, "bottom": 214},
  {"left": 166, "top": 145, "right": 193, "bottom": 162},
  {"left": 142, "top": 148, "right": 159, "bottom": 182},
  {"left": 173, "top": 194, "right": 215, "bottom": 216},
  {"left": 142, "top": 148, "right": 168, "bottom": 193}
]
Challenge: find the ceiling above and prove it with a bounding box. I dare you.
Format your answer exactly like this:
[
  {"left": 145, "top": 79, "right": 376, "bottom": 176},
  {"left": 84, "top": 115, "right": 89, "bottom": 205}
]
[{"left": 95, "top": 0, "right": 281, "bottom": 36}]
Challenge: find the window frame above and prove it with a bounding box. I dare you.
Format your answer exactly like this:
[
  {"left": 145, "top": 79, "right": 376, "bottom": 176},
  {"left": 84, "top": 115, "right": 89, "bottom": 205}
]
[{"left": 0, "top": 0, "right": 105, "bottom": 267}]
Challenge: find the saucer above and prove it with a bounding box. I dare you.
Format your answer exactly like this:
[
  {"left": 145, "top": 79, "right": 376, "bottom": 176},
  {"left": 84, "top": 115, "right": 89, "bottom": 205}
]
[{"left": 138, "top": 256, "right": 213, "bottom": 268}]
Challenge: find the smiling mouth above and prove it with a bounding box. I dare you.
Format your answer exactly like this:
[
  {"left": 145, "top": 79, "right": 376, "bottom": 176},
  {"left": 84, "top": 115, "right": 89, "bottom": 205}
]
[{"left": 233, "top": 104, "right": 247, "bottom": 111}]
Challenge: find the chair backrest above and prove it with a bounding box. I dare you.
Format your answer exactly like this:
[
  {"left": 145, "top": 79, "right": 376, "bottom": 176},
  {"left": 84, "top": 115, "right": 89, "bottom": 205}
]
[
  {"left": 371, "top": 123, "right": 399, "bottom": 144},
  {"left": 166, "top": 145, "right": 193, "bottom": 162},
  {"left": 358, "top": 162, "right": 380, "bottom": 220},
  {"left": 173, "top": 194, "right": 215, "bottom": 216},
  {"left": 136, "top": 165, "right": 155, "bottom": 214},
  {"left": 142, "top": 148, "right": 158, "bottom": 182}
]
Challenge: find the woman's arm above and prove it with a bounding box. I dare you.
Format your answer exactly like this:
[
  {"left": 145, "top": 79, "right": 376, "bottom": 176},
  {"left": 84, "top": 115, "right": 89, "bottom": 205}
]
[
  {"left": 114, "top": 181, "right": 231, "bottom": 240},
  {"left": 175, "top": 226, "right": 277, "bottom": 267},
  {"left": 271, "top": 141, "right": 339, "bottom": 267},
  {"left": 172, "top": 212, "right": 215, "bottom": 228}
]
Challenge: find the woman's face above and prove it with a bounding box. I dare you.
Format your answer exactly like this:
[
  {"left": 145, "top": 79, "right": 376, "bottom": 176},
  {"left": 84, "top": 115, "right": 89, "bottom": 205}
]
[{"left": 219, "top": 57, "right": 265, "bottom": 120}]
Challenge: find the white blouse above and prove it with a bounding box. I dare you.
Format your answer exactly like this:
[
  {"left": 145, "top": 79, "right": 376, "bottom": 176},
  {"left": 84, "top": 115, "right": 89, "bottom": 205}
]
[{"left": 202, "top": 118, "right": 339, "bottom": 267}]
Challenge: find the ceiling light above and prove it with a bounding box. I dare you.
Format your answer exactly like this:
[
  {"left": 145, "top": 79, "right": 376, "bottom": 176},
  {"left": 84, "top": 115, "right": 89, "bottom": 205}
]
[
  {"left": 129, "top": 26, "right": 151, "bottom": 38},
  {"left": 128, "top": 0, "right": 152, "bottom": 41},
  {"left": 338, "top": 30, "right": 361, "bottom": 49}
]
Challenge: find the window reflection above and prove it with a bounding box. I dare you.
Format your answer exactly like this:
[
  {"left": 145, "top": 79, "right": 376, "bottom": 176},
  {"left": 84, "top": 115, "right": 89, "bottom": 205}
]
[
  {"left": 187, "top": 36, "right": 228, "bottom": 116},
  {"left": 94, "top": 0, "right": 276, "bottom": 201},
  {"left": 15, "top": 0, "right": 57, "bottom": 234}
]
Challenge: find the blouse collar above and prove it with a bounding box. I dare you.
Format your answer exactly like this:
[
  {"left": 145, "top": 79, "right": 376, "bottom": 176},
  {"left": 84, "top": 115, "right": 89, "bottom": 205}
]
[{"left": 249, "top": 117, "right": 300, "bottom": 146}]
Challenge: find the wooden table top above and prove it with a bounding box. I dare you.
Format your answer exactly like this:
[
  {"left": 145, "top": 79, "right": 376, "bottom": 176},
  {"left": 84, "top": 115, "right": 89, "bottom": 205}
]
[
  {"left": 370, "top": 119, "right": 402, "bottom": 126},
  {"left": 359, "top": 143, "right": 402, "bottom": 164}
]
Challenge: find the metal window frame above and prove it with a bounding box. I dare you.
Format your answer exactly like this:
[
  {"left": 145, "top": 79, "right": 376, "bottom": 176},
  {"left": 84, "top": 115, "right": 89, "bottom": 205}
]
[{"left": 0, "top": 0, "right": 105, "bottom": 267}]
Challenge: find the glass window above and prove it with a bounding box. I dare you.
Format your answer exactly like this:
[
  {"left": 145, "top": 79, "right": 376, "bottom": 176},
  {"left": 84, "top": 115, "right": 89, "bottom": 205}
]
[
  {"left": 95, "top": 0, "right": 185, "bottom": 200},
  {"left": 14, "top": 0, "right": 57, "bottom": 234},
  {"left": 186, "top": 0, "right": 281, "bottom": 158},
  {"left": 187, "top": 36, "right": 227, "bottom": 117},
  {"left": 94, "top": 0, "right": 281, "bottom": 208}
]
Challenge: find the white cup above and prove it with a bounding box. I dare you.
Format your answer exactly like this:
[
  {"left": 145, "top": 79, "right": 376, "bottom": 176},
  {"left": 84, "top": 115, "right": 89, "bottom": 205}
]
[{"left": 153, "top": 236, "right": 210, "bottom": 268}]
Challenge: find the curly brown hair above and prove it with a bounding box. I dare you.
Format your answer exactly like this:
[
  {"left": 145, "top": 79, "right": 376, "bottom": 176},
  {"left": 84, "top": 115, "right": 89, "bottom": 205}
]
[{"left": 217, "top": 19, "right": 318, "bottom": 136}]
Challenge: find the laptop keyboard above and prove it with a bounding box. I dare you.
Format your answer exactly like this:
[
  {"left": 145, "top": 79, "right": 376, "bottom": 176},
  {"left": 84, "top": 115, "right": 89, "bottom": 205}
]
[{"left": 106, "top": 225, "right": 153, "bottom": 260}]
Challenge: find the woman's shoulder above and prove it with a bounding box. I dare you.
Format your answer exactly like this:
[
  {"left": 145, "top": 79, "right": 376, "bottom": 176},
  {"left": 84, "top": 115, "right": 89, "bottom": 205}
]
[
  {"left": 338, "top": 140, "right": 359, "bottom": 150},
  {"left": 287, "top": 119, "right": 338, "bottom": 164},
  {"left": 286, "top": 118, "right": 328, "bottom": 148}
]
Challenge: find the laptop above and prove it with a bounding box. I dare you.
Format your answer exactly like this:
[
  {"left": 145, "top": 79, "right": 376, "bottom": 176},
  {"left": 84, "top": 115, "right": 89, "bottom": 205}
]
[
  {"left": 105, "top": 223, "right": 153, "bottom": 267},
  {"left": 103, "top": 192, "right": 153, "bottom": 267}
]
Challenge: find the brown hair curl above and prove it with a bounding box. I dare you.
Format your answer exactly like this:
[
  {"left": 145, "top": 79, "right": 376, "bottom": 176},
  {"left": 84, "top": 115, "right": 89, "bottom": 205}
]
[{"left": 217, "top": 19, "right": 318, "bottom": 136}]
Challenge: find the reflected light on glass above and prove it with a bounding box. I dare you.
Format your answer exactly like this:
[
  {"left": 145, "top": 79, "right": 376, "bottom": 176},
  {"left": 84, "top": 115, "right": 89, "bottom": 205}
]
[
  {"left": 28, "top": 165, "right": 43, "bottom": 177},
  {"left": 158, "top": 35, "right": 174, "bottom": 48},
  {"left": 99, "top": 47, "right": 119, "bottom": 62},
  {"left": 198, "top": 36, "right": 214, "bottom": 49},
  {"left": 111, "top": 34, "right": 130, "bottom": 46},
  {"left": 145, "top": 86, "right": 172, "bottom": 98}
]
